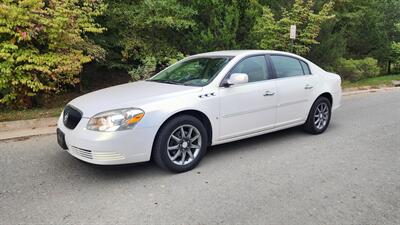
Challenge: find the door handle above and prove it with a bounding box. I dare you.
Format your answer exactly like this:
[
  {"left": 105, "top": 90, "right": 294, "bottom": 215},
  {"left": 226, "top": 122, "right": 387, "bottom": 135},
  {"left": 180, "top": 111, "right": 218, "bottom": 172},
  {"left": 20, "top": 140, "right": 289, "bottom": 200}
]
[
  {"left": 263, "top": 91, "right": 275, "bottom": 96},
  {"left": 304, "top": 84, "right": 313, "bottom": 90}
]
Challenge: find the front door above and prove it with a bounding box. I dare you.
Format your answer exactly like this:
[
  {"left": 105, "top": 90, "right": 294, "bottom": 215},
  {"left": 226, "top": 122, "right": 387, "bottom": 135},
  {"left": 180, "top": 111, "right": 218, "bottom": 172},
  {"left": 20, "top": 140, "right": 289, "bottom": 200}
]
[{"left": 218, "top": 55, "right": 277, "bottom": 140}]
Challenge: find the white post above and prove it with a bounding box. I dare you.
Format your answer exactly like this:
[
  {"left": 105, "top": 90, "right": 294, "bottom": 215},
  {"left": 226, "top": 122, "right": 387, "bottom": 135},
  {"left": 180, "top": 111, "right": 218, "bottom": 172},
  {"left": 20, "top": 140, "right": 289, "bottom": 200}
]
[{"left": 290, "top": 25, "right": 297, "bottom": 53}]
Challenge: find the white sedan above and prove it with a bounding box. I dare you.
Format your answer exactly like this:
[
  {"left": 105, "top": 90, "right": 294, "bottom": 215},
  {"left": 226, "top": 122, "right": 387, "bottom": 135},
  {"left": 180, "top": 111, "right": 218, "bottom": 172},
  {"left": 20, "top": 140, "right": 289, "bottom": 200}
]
[{"left": 57, "top": 50, "right": 341, "bottom": 172}]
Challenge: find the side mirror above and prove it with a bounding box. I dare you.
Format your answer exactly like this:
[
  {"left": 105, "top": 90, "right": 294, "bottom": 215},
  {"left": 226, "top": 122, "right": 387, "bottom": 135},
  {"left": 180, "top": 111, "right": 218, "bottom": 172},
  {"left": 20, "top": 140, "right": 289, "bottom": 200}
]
[{"left": 225, "top": 73, "right": 249, "bottom": 87}]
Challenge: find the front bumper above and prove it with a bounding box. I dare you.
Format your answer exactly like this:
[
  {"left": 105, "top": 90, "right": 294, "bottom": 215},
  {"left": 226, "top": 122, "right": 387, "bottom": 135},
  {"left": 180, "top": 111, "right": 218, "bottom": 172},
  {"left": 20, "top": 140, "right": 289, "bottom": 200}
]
[{"left": 57, "top": 115, "right": 158, "bottom": 165}]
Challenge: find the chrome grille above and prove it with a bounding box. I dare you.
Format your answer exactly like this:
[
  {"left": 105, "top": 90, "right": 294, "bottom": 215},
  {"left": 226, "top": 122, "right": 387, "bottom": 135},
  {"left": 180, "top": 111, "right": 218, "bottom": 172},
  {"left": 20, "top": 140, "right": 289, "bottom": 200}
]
[
  {"left": 70, "top": 146, "right": 93, "bottom": 159},
  {"left": 63, "top": 105, "right": 82, "bottom": 130}
]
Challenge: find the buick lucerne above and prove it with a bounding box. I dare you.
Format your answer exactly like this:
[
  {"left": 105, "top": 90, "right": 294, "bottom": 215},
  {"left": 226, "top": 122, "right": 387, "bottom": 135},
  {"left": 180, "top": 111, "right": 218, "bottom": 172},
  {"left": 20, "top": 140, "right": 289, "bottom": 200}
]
[{"left": 57, "top": 50, "right": 342, "bottom": 172}]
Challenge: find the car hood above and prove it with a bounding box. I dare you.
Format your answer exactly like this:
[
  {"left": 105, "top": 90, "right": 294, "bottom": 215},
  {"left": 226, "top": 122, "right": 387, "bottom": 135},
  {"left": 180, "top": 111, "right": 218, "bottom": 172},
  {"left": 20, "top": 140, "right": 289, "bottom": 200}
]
[{"left": 68, "top": 81, "right": 202, "bottom": 117}]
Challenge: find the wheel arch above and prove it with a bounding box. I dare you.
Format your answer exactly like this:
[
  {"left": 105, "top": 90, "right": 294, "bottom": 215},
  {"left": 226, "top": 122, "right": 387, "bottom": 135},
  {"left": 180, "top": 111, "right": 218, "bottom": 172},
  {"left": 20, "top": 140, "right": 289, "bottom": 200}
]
[
  {"left": 317, "top": 92, "right": 333, "bottom": 106},
  {"left": 151, "top": 109, "right": 213, "bottom": 157}
]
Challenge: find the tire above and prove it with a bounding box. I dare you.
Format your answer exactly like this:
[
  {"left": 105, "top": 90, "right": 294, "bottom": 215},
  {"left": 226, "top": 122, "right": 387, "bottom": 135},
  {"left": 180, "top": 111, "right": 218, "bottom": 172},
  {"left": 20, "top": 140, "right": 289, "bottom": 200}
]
[
  {"left": 152, "top": 115, "right": 208, "bottom": 173},
  {"left": 303, "top": 96, "right": 332, "bottom": 134}
]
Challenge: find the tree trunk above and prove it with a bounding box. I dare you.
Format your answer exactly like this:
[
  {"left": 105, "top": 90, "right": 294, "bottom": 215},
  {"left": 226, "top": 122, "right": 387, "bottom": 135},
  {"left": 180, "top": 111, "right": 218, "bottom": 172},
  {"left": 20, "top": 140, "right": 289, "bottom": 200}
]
[{"left": 79, "top": 73, "right": 84, "bottom": 93}]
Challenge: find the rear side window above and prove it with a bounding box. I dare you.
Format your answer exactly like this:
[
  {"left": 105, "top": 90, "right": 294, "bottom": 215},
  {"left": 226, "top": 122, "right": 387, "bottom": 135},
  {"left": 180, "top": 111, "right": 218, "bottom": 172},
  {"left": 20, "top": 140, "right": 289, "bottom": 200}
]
[
  {"left": 270, "top": 55, "right": 304, "bottom": 78},
  {"left": 300, "top": 61, "right": 311, "bottom": 75}
]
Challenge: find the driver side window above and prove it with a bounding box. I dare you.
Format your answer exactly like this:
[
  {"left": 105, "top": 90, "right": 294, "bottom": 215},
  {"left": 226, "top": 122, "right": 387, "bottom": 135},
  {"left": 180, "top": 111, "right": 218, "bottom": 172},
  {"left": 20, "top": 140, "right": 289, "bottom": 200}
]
[{"left": 231, "top": 56, "right": 270, "bottom": 83}]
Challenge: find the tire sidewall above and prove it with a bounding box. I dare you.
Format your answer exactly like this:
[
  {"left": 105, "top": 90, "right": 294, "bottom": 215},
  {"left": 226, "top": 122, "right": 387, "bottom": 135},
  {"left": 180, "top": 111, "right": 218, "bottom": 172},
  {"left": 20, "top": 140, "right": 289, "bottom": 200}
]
[{"left": 154, "top": 115, "right": 208, "bottom": 172}]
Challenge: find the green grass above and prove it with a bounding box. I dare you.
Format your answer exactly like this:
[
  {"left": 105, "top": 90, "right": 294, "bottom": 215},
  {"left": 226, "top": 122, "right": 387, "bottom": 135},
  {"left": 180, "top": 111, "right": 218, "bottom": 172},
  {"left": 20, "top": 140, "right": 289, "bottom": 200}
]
[
  {"left": 342, "top": 74, "right": 400, "bottom": 89},
  {"left": 0, "top": 107, "right": 63, "bottom": 122},
  {"left": 0, "top": 92, "right": 80, "bottom": 122}
]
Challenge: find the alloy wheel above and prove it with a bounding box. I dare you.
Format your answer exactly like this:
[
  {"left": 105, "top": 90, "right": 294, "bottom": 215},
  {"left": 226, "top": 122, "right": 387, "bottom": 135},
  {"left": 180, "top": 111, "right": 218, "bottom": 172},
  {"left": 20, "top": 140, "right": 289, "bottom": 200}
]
[
  {"left": 167, "top": 125, "right": 202, "bottom": 166},
  {"left": 314, "top": 102, "right": 329, "bottom": 130}
]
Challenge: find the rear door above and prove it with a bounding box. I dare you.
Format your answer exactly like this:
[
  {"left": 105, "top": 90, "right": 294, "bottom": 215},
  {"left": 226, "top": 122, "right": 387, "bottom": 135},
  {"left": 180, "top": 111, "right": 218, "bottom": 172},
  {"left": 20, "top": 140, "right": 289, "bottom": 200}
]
[{"left": 268, "top": 54, "right": 316, "bottom": 126}]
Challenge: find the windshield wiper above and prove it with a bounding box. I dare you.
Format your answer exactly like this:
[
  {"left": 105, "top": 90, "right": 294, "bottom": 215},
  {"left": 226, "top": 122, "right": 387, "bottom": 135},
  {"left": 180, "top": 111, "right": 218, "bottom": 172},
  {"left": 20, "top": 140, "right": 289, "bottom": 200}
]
[{"left": 147, "top": 80, "right": 182, "bottom": 85}]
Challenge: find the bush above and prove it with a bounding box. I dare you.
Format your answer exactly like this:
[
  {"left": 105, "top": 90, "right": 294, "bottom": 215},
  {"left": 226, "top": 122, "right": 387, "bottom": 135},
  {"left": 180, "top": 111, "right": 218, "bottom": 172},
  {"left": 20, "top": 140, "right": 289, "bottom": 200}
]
[
  {"left": 0, "top": 0, "right": 106, "bottom": 108},
  {"left": 336, "top": 58, "right": 380, "bottom": 82}
]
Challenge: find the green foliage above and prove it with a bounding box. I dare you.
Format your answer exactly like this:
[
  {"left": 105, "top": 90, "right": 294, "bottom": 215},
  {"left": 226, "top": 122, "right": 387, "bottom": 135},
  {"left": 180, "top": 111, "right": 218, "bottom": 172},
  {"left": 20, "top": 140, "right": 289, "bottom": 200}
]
[
  {"left": 128, "top": 55, "right": 184, "bottom": 81},
  {"left": 306, "top": 20, "right": 346, "bottom": 69},
  {"left": 182, "top": 0, "right": 262, "bottom": 52},
  {"left": 309, "top": 0, "right": 400, "bottom": 71},
  {"left": 98, "top": 0, "right": 263, "bottom": 80},
  {"left": 98, "top": 0, "right": 262, "bottom": 78},
  {"left": 392, "top": 24, "right": 400, "bottom": 63},
  {"left": 0, "top": 0, "right": 105, "bottom": 108},
  {"left": 95, "top": 0, "right": 195, "bottom": 77},
  {"left": 335, "top": 58, "right": 380, "bottom": 82},
  {"left": 2, "top": 0, "right": 400, "bottom": 110},
  {"left": 393, "top": 42, "right": 400, "bottom": 61},
  {"left": 105, "top": 0, "right": 333, "bottom": 76},
  {"left": 342, "top": 74, "right": 400, "bottom": 89},
  {"left": 251, "top": 0, "right": 334, "bottom": 55}
]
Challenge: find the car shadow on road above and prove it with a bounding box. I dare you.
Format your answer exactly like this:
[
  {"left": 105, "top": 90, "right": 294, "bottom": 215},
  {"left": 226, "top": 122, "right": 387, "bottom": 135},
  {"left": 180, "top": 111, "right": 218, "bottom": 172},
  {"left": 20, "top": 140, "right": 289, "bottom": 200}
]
[
  {"left": 207, "top": 126, "right": 306, "bottom": 157},
  {"left": 61, "top": 156, "right": 170, "bottom": 179},
  {"left": 56, "top": 120, "right": 344, "bottom": 184},
  {"left": 55, "top": 126, "right": 316, "bottom": 181}
]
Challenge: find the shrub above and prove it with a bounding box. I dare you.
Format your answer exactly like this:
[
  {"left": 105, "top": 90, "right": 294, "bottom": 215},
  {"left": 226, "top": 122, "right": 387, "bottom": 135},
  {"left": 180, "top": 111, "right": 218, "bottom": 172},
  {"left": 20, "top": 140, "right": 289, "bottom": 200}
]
[
  {"left": 336, "top": 58, "right": 380, "bottom": 82},
  {"left": 358, "top": 58, "right": 381, "bottom": 78},
  {"left": 128, "top": 54, "right": 184, "bottom": 81},
  {"left": 0, "top": 0, "right": 106, "bottom": 108}
]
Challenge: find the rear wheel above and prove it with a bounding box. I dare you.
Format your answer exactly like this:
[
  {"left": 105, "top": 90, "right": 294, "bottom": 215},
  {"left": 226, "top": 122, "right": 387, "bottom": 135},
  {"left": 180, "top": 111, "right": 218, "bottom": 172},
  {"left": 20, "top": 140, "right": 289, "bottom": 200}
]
[
  {"left": 152, "top": 115, "right": 208, "bottom": 173},
  {"left": 303, "top": 97, "right": 332, "bottom": 134}
]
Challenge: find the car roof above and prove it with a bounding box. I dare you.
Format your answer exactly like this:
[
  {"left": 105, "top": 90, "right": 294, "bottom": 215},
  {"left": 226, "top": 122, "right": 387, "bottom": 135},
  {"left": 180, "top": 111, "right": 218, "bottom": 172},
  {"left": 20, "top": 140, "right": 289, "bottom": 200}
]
[
  {"left": 192, "top": 50, "right": 292, "bottom": 57},
  {"left": 188, "top": 50, "right": 324, "bottom": 74}
]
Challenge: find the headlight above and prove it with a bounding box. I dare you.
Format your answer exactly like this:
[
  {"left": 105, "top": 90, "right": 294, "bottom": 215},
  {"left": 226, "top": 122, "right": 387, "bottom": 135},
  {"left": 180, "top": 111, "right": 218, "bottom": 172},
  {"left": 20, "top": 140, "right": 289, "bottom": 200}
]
[{"left": 87, "top": 108, "right": 144, "bottom": 132}]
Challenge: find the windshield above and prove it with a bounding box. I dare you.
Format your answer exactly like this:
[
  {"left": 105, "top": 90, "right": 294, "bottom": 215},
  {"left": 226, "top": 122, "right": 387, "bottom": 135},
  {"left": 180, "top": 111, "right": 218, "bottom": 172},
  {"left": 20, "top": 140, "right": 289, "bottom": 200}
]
[{"left": 148, "top": 57, "right": 232, "bottom": 86}]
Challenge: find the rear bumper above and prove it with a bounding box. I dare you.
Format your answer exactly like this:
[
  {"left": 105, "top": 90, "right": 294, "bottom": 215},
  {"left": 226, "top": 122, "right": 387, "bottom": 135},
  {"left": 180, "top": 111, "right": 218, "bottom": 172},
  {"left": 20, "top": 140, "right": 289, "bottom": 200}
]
[
  {"left": 333, "top": 87, "right": 342, "bottom": 111},
  {"left": 57, "top": 115, "right": 158, "bottom": 165}
]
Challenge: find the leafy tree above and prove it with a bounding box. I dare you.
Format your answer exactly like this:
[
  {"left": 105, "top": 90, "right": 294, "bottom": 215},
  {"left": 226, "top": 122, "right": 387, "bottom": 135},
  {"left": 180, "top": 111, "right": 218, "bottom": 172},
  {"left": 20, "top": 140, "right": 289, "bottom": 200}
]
[
  {"left": 310, "top": 0, "right": 400, "bottom": 72},
  {"left": 392, "top": 23, "right": 400, "bottom": 66},
  {"left": 251, "top": 0, "right": 334, "bottom": 56},
  {"left": 0, "top": 0, "right": 105, "bottom": 108},
  {"left": 2, "top": 0, "right": 399, "bottom": 107},
  {"left": 379, "top": 0, "right": 400, "bottom": 73},
  {"left": 306, "top": 0, "right": 352, "bottom": 70},
  {"left": 339, "top": 0, "right": 393, "bottom": 69},
  {"left": 98, "top": 0, "right": 262, "bottom": 80},
  {"left": 96, "top": 0, "right": 195, "bottom": 80},
  {"left": 259, "top": 0, "right": 293, "bottom": 14},
  {"left": 182, "top": 0, "right": 262, "bottom": 52},
  {"left": 306, "top": 20, "right": 346, "bottom": 70}
]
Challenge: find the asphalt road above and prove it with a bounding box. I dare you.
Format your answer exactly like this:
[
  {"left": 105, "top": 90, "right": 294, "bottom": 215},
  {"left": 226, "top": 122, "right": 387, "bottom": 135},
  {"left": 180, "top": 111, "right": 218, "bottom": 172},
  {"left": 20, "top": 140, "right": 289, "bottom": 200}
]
[{"left": 1, "top": 89, "right": 400, "bottom": 225}]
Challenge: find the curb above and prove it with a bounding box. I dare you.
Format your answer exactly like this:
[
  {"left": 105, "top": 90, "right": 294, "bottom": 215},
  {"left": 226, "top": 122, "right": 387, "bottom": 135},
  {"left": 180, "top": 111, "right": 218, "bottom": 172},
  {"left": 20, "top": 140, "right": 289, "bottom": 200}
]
[
  {"left": 0, "top": 127, "right": 56, "bottom": 141},
  {"left": 342, "top": 86, "right": 400, "bottom": 96},
  {"left": 0, "top": 117, "right": 58, "bottom": 141},
  {"left": 1, "top": 86, "right": 400, "bottom": 141}
]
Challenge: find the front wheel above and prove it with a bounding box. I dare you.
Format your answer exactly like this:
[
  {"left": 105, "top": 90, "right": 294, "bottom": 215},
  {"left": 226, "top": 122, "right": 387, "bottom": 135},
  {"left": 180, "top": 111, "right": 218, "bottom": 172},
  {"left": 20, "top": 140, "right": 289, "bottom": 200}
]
[
  {"left": 303, "top": 97, "right": 332, "bottom": 134},
  {"left": 152, "top": 115, "right": 208, "bottom": 173}
]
